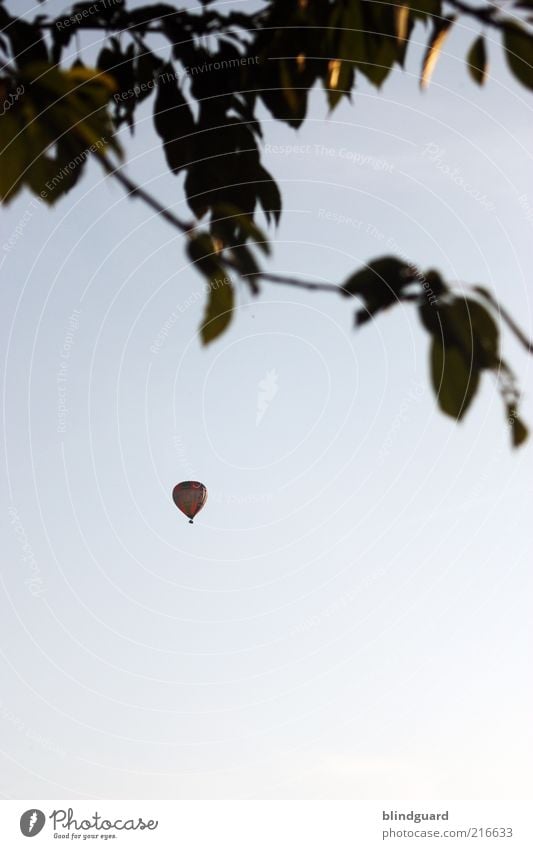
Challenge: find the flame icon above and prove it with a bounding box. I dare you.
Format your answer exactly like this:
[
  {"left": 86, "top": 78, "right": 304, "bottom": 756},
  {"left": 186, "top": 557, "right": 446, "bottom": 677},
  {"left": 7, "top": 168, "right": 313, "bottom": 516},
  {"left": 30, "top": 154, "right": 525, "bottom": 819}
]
[
  {"left": 256, "top": 369, "right": 279, "bottom": 426},
  {"left": 20, "top": 808, "right": 45, "bottom": 837}
]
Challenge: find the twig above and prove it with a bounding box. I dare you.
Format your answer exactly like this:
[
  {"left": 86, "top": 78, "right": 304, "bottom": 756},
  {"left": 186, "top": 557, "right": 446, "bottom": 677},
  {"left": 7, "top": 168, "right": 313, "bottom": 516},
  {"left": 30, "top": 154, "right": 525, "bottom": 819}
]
[
  {"left": 444, "top": 0, "right": 512, "bottom": 31},
  {"left": 100, "top": 154, "right": 533, "bottom": 355},
  {"left": 99, "top": 153, "right": 349, "bottom": 293},
  {"left": 254, "top": 271, "right": 347, "bottom": 295},
  {"left": 473, "top": 286, "right": 533, "bottom": 353},
  {"left": 99, "top": 153, "right": 195, "bottom": 236}
]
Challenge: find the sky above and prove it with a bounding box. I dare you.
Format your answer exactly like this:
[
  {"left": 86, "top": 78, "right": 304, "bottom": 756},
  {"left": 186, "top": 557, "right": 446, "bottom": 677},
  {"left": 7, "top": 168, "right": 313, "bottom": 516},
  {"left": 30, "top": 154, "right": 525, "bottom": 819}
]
[{"left": 1, "top": 0, "right": 532, "bottom": 800}]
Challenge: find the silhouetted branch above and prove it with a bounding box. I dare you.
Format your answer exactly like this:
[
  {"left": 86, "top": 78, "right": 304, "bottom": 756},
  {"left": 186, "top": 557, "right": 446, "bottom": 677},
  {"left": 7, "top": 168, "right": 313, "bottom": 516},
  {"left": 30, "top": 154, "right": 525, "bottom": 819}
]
[
  {"left": 100, "top": 154, "right": 195, "bottom": 235},
  {"left": 472, "top": 286, "right": 533, "bottom": 353},
  {"left": 445, "top": 0, "right": 517, "bottom": 31},
  {"left": 102, "top": 153, "right": 533, "bottom": 353},
  {"left": 252, "top": 271, "right": 346, "bottom": 295}
]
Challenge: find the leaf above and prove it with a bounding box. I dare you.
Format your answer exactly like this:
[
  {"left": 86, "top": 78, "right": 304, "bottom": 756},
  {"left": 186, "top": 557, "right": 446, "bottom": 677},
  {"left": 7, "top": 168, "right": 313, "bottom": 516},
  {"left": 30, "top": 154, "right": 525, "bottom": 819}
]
[
  {"left": 97, "top": 41, "right": 135, "bottom": 102},
  {"left": 136, "top": 50, "right": 162, "bottom": 95},
  {"left": 186, "top": 233, "right": 222, "bottom": 278},
  {"left": 343, "top": 256, "right": 414, "bottom": 323},
  {"left": 200, "top": 276, "right": 234, "bottom": 345},
  {"left": 326, "top": 60, "right": 354, "bottom": 110},
  {"left": 23, "top": 63, "right": 120, "bottom": 148},
  {"left": 430, "top": 336, "right": 480, "bottom": 419},
  {"left": 358, "top": 42, "right": 398, "bottom": 88},
  {"left": 153, "top": 68, "right": 194, "bottom": 173},
  {"left": 344, "top": 256, "right": 408, "bottom": 294},
  {"left": 184, "top": 164, "right": 211, "bottom": 219},
  {"left": 335, "top": 0, "right": 366, "bottom": 65},
  {"left": 467, "top": 35, "right": 488, "bottom": 85},
  {"left": 420, "top": 296, "right": 499, "bottom": 369},
  {"left": 407, "top": 0, "right": 442, "bottom": 22},
  {"left": 420, "top": 15, "right": 456, "bottom": 89},
  {"left": 0, "top": 63, "right": 120, "bottom": 204},
  {"left": 212, "top": 204, "right": 270, "bottom": 254},
  {"left": 333, "top": 0, "right": 399, "bottom": 90},
  {"left": 0, "top": 111, "right": 25, "bottom": 202},
  {"left": 279, "top": 60, "right": 308, "bottom": 126},
  {"left": 395, "top": 4, "right": 410, "bottom": 44},
  {"left": 503, "top": 23, "right": 533, "bottom": 90},
  {"left": 6, "top": 18, "right": 49, "bottom": 67},
  {"left": 229, "top": 244, "right": 261, "bottom": 294},
  {"left": 464, "top": 300, "right": 499, "bottom": 365},
  {"left": 255, "top": 165, "right": 282, "bottom": 225}
]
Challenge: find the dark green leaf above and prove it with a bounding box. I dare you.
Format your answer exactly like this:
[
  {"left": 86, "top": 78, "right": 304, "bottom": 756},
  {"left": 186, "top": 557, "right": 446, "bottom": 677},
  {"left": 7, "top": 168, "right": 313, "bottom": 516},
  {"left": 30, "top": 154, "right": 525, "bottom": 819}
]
[
  {"left": 255, "top": 166, "right": 282, "bottom": 225},
  {"left": 279, "top": 60, "right": 309, "bottom": 126},
  {"left": 229, "top": 244, "right": 261, "bottom": 294},
  {"left": 258, "top": 59, "right": 309, "bottom": 128},
  {"left": 134, "top": 50, "right": 162, "bottom": 101},
  {"left": 467, "top": 35, "right": 488, "bottom": 85},
  {"left": 97, "top": 42, "right": 135, "bottom": 113},
  {"left": 335, "top": 0, "right": 366, "bottom": 63},
  {"left": 407, "top": 0, "right": 442, "bottom": 21},
  {"left": 464, "top": 300, "right": 499, "bottom": 365},
  {"left": 343, "top": 256, "right": 414, "bottom": 323},
  {"left": 200, "top": 276, "right": 234, "bottom": 344},
  {"left": 420, "top": 296, "right": 499, "bottom": 369},
  {"left": 1, "top": 64, "right": 120, "bottom": 205},
  {"left": 504, "top": 23, "right": 533, "bottom": 90},
  {"left": 0, "top": 111, "right": 25, "bottom": 202},
  {"left": 357, "top": 42, "right": 398, "bottom": 88},
  {"left": 186, "top": 233, "right": 222, "bottom": 278},
  {"left": 213, "top": 204, "right": 270, "bottom": 254},
  {"left": 326, "top": 61, "right": 354, "bottom": 110},
  {"left": 6, "top": 19, "right": 48, "bottom": 67},
  {"left": 153, "top": 69, "right": 194, "bottom": 173},
  {"left": 344, "top": 256, "right": 410, "bottom": 295},
  {"left": 430, "top": 337, "right": 480, "bottom": 419}
]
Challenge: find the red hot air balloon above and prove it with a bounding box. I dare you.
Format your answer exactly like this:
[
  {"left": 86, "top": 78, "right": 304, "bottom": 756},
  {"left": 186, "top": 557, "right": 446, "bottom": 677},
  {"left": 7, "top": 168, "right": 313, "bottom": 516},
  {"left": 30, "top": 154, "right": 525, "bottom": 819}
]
[{"left": 172, "top": 481, "right": 207, "bottom": 524}]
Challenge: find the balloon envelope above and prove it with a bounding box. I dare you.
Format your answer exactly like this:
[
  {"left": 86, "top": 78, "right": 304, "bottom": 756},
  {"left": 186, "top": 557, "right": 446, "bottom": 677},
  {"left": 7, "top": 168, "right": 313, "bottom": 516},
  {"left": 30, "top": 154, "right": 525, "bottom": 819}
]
[{"left": 172, "top": 481, "right": 207, "bottom": 523}]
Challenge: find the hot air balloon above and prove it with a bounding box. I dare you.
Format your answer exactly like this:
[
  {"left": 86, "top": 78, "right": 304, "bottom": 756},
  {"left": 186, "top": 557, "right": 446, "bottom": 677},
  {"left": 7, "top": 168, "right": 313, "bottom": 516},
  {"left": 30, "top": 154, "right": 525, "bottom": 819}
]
[{"left": 172, "top": 481, "right": 207, "bottom": 524}]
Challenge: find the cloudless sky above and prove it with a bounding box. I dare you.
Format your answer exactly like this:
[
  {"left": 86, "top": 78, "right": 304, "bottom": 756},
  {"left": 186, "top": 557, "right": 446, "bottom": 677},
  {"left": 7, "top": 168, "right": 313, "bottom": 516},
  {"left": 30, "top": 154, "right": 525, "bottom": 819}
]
[{"left": 1, "top": 0, "right": 532, "bottom": 799}]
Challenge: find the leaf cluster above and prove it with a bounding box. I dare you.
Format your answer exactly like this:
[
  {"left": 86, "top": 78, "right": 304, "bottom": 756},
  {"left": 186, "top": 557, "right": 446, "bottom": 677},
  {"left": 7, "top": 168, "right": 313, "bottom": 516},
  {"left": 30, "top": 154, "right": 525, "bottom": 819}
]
[
  {"left": 1, "top": 0, "right": 532, "bottom": 446},
  {"left": 344, "top": 259, "right": 528, "bottom": 446}
]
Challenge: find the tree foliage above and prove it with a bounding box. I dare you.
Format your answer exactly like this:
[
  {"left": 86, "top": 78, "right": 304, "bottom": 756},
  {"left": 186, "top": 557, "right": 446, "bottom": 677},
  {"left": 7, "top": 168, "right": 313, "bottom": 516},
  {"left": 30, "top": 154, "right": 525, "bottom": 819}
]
[{"left": 1, "top": 0, "right": 532, "bottom": 446}]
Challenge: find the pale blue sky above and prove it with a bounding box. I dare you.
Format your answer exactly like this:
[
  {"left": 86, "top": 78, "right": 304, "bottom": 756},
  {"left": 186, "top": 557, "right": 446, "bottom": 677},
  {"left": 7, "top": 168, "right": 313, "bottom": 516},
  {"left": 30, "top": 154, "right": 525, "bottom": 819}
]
[{"left": 1, "top": 0, "right": 532, "bottom": 799}]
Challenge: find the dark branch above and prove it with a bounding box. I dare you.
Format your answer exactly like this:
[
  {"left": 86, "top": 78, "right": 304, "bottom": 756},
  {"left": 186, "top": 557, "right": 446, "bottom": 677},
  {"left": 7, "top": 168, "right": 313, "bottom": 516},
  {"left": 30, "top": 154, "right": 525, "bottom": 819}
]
[
  {"left": 253, "top": 271, "right": 347, "bottom": 295},
  {"left": 100, "top": 152, "right": 533, "bottom": 354},
  {"left": 444, "top": 0, "right": 514, "bottom": 31},
  {"left": 472, "top": 286, "right": 533, "bottom": 353},
  {"left": 99, "top": 153, "right": 195, "bottom": 236}
]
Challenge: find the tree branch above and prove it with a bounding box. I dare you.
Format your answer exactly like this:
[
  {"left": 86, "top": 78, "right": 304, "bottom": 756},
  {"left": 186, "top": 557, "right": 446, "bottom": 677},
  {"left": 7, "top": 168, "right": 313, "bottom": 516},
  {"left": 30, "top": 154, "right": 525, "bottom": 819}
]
[
  {"left": 99, "top": 152, "right": 348, "bottom": 293},
  {"left": 35, "top": 1, "right": 520, "bottom": 38},
  {"left": 444, "top": 0, "right": 515, "bottom": 31},
  {"left": 472, "top": 286, "right": 533, "bottom": 353},
  {"left": 38, "top": 21, "right": 166, "bottom": 34},
  {"left": 253, "top": 271, "right": 347, "bottom": 295},
  {"left": 99, "top": 153, "right": 195, "bottom": 236},
  {"left": 99, "top": 152, "right": 533, "bottom": 354}
]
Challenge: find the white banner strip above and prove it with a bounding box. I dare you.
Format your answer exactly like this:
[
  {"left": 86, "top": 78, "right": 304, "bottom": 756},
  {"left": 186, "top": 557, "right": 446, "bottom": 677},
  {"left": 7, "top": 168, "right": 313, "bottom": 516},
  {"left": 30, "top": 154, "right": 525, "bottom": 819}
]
[{"left": 1, "top": 800, "right": 532, "bottom": 847}]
